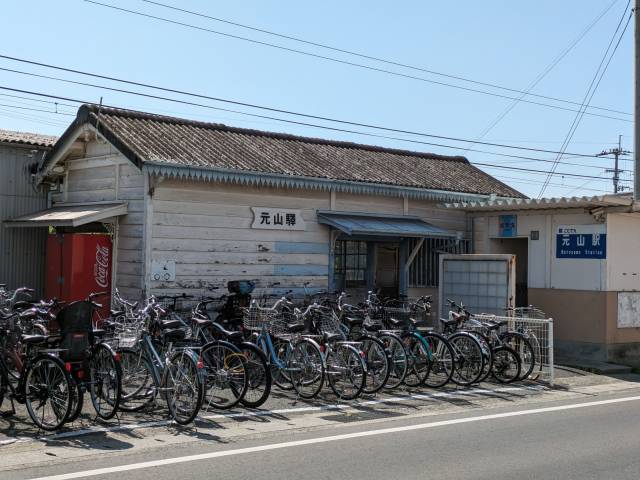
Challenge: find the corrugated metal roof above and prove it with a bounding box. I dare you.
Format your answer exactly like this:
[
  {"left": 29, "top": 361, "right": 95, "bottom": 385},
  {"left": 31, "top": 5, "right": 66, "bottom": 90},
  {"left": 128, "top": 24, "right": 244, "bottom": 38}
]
[
  {"left": 444, "top": 193, "right": 634, "bottom": 212},
  {"left": 317, "top": 210, "right": 457, "bottom": 237},
  {"left": 4, "top": 203, "right": 128, "bottom": 227},
  {"left": 0, "top": 129, "right": 57, "bottom": 148},
  {"left": 43, "top": 104, "right": 524, "bottom": 199}
]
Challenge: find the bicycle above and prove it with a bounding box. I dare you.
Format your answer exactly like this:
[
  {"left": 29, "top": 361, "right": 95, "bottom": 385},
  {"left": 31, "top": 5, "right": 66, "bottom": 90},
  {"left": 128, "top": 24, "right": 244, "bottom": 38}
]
[
  {"left": 446, "top": 299, "right": 520, "bottom": 384},
  {"left": 301, "top": 304, "right": 367, "bottom": 400},
  {"left": 0, "top": 310, "right": 73, "bottom": 431},
  {"left": 244, "top": 299, "right": 325, "bottom": 399},
  {"left": 342, "top": 293, "right": 409, "bottom": 390},
  {"left": 117, "top": 298, "right": 205, "bottom": 425},
  {"left": 193, "top": 297, "right": 270, "bottom": 409},
  {"left": 380, "top": 296, "right": 456, "bottom": 389}
]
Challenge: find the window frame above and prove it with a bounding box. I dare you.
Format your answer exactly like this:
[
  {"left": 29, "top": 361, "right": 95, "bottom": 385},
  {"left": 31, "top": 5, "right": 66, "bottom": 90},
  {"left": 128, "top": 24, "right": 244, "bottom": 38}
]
[
  {"left": 334, "top": 240, "right": 368, "bottom": 288},
  {"left": 408, "top": 237, "right": 470, "bottom": 288}
]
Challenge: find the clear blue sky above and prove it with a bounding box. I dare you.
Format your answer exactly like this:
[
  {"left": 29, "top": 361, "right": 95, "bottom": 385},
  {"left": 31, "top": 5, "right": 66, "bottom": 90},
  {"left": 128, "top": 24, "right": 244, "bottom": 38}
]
[{"left": 0, "top": 0, "right": 634, "bottom": 198}]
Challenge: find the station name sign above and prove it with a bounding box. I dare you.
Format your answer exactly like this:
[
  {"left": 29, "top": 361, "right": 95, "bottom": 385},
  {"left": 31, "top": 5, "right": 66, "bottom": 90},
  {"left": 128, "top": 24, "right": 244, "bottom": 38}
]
[
  {"left": 556, "top": 224, "right": 606, "bottom": 259},
  {"left": 251, "top": 207, "right": 306, "bottom": 231}
]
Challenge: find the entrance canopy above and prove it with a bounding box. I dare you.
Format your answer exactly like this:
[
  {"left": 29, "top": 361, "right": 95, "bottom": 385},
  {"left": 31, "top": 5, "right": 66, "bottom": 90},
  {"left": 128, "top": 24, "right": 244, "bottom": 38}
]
[
  {"left": 317, "top": 210, "right": 456, "bottom": 238},
  {"left": 4, "top": 203, "right": 128, "bottom": 228}
]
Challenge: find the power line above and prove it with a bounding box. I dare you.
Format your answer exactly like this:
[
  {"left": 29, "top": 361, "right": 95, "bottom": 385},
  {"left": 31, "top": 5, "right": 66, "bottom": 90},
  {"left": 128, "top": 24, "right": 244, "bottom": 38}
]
[
  {"left": 494, "top": 174, "right": 614, "bottom": 194},
  {"left": 0, "top": 58, "right": 622, "bottom": 159},
  {"left": 0, "top": 84, "right": 626, "bottom": 184},
  {"left": 0, "top": 83, "right": 625, "bottom": 174},
  {"left": 139, "top": 0, "right": 629, "bottom": 117},
  {"left": 473, "top": 162, "right": 629, "bottom": 181},
  {"left": 0, "top": 92, "right": 78, "bottom": 108},
  {"left": 461, "top": 0, "right": 622, "bottom": 153},
  {"left": 0, "top": 102, "right": 75, "bottom": 116},
  {"left": 79, "top": 0, "right": 631, "bottom": 123},
  {"left": 538, "top": 2, "right": 632, "bottom": 197}
]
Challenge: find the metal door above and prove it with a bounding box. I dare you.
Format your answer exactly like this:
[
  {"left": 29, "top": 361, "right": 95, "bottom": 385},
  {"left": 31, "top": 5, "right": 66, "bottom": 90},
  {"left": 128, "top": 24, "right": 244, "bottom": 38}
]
[{"left": 438, "top": 254, "right": 515, "bottom": 319}]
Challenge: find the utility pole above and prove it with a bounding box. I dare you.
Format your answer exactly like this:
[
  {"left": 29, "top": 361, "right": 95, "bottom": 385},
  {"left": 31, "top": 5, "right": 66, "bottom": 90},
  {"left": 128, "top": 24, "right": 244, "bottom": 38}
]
[
  {"left": 598, "top": 135, "right": 631, "bottom": 193},
  {"left": 635, "top": 0, "right": 640, "bottom": 200}
]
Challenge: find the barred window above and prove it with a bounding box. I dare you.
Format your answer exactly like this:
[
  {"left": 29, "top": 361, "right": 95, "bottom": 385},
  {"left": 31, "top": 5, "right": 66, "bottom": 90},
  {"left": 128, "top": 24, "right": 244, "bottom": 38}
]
[
  {"left": 334, "top": 240, "right": 367, "bottom": 287},
  {"left": 408, "top": 237, "right": 470, "bottom": 287}
]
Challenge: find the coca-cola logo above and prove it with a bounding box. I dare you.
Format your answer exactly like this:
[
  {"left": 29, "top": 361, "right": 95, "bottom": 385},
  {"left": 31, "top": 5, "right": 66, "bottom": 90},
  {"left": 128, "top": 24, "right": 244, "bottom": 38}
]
[{"left": 94, "top": 244, "right": 110, "bottom": 288}]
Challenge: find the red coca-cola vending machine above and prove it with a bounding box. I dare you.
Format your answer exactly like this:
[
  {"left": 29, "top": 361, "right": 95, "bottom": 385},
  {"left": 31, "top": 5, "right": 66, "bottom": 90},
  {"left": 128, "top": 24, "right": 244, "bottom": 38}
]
[{"left": 45, "top": 233, "right": 112, "bottom": 317}]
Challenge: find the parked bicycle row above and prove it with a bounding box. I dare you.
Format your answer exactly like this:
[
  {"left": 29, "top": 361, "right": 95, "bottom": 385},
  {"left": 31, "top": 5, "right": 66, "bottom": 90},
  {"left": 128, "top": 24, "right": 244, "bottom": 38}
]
[{"left": 0, "top": 281, "right": 541, "bottom": 431}]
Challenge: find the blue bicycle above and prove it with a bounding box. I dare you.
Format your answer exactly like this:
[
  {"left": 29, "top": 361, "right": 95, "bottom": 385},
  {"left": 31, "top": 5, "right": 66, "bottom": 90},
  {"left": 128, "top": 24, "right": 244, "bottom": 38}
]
[{"left": 244, "top": 299, "right": 325, "bottom": 399}]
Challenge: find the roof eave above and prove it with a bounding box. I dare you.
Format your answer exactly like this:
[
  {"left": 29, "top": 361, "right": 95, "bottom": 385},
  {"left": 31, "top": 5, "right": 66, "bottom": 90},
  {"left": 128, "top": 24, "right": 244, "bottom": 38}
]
[
  {"left": 143, "top": 161, "right": 511, "bottom": 203},
  {"left": 444, "top": 194, "right": 635, "bottom": 212}
]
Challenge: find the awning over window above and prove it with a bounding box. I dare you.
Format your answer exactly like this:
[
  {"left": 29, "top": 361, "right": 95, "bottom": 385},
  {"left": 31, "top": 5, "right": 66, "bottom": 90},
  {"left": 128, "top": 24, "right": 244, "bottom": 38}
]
[
  {"left": 4, "top": 203, "right": 128, "bottom": 228},
  {"left": 317, "top": 210, "right": 457, "bottom": 238}
]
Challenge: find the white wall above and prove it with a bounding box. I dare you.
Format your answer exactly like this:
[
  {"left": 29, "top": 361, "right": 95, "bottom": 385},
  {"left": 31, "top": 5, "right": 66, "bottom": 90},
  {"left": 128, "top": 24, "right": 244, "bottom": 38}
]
[
  {"left": 477, "top": 210, "right": 606, "bottom": 291},
  {"left": 607, "top": 213, "right": 640, "bottom": 291},
  {"left": 149, "top": 180, "right": 331, "bottom": 297},
  {"left": 60, "top": 140, "right": 145, "bottom": 300}
]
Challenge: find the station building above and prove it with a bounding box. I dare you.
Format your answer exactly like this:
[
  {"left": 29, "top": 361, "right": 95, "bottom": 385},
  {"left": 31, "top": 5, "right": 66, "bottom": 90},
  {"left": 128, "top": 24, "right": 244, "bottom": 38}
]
[{"left": 4, "top": 104, "right": 521, "bottom": 315}]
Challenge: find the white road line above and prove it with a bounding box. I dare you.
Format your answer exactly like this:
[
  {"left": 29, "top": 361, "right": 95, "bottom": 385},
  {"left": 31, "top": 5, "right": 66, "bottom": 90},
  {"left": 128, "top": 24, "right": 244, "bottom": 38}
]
[
  {"left": 28, "top": 394, "right": 640, "bottom": 480},
  {"left": 2, "top": 385, "right": 541, "bottom": 445}
]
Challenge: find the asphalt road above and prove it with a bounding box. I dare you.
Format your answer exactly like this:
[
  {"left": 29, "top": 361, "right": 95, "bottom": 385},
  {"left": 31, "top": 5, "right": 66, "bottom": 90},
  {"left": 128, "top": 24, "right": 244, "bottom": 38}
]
[{"left": 11, "top": 390, "right": 640, "bottom": 480}]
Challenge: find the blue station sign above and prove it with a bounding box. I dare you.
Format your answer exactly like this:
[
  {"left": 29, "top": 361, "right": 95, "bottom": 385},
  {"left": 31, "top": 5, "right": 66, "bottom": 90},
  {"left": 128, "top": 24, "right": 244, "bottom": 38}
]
[
  {"left": 499, "top": 215, "right": 517, "bottom": 238},
  {"left": 556, "top": 225, "right": 606, "bottom": 259}
]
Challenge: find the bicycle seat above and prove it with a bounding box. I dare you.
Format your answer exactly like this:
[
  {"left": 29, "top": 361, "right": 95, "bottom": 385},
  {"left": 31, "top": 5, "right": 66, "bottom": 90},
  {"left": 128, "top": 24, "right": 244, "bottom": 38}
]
[
  {"left": 409, "top": 318, "right": 430, "bottom": 329},
  {"left": 210, "top": 322, "right": 243, "bottom": 341},
  {"left": 439, "top": 318, "right": 458, "bottom": 327},
  {"left": 192, "top": 317, "right": 213, "bottom": 328},
  {"left": 162, "top": 328, "right": 186, "bottom": 341},
  {"left": 364, "top": 322, "right": 382, "bottom": 332},
  {"left": 486, "top": 320, "right": 508, "bottom": 330},
  {"left": 287, "top": 323, "right": 306, "bottom": 333},
  {"left": 21, "top": 334, "right": 48, "bottom": 345},
  {"left": 343, "top": 316, "right": 363, "bottom": 327},
  {"left": 324, "top": 332, "right": 343, "bottom": 343},
  {"left": 13, "top": 300, "right": 34, "bottom": 311},
  {"left": 160, "top": 319, "right": 183, "bottom": 330},
  {"left": 387, "top": 317, "right": 405, "bottom": 327}
]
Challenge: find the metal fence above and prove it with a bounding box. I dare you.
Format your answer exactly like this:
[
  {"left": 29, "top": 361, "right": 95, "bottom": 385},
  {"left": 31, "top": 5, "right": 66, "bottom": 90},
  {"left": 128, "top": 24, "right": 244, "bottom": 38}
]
[{"left": 467, "top": 313, "right": 554, "bottom": 385}]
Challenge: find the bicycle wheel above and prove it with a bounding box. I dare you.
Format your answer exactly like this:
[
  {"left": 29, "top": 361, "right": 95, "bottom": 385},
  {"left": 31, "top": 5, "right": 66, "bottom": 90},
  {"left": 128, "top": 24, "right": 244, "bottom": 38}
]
[
  {"left": 66, "top": 376, "right": 84, "bottom": 422},
  {"left": 492, "top": 346, "right": 521, "bottom": 384},
  {"left": 164, "top": 350, "right": 204, "bottom": 425},
  {"left": 401, "top": 333, "right": 431, "bottom": 388},
  {"left": 448, "top": 333, "right": 484, "bottom": 386},
  {"left": 270, "top": 338, "right": 294, "bottom": 390},
  {"left": 288, "top": 338, "right": 324, "bottom": 399},
  {"left": 360, "top": 336, "right": 390, "bottom": 394},
  {"left": 118, "top": 348, "right": 155, "bottom": 412},
  {"left": 239, "top": 342, "right": 272, "bottom": 408},
  {"left": 88, "top": 343, "right": 122, "bottom": 419},
  {"left": 501, "top": 332, "right": 535, "bottom": 380},
  {"left": 379, "top": 333, "right": 408, "bottom": 389},
  {"left": 422, "top": 332, "right": 455, "bottom": 388},
  {"left": 24, "top": 355, "right": 72, "bottom": 431},
  {"left": 326, "top": 343, "right": 366, "bottom": 400},
  {"left": 471, "top": 333, "right": 493, "bottom": 383},
  {"left": 200, "top": 341, "right": 248, "bottom": 410}
]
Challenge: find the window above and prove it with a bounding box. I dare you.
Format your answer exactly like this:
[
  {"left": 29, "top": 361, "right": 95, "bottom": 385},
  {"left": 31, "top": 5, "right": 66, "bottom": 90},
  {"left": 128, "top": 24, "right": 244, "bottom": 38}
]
[
  {"left": 408, "top": 237, "right": 470, "bottom": 287},
  {"left": 334, "top": 240, "right": 367, "bottom": 287}
]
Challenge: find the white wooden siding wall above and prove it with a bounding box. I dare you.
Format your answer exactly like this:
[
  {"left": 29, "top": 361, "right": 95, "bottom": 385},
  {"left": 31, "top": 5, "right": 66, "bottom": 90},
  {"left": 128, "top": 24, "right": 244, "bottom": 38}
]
[
  {"left": 335, "top": 192, "right": 404, "bottom": 214},
  {"left": 150, "top": 180, "right": 330, "bottom": 297},
  {"left": 62, "top": 141, "right": 145, "bottom": 300},
  {"left": 408, "top": 201, "right": 467, "bottom": 232}
]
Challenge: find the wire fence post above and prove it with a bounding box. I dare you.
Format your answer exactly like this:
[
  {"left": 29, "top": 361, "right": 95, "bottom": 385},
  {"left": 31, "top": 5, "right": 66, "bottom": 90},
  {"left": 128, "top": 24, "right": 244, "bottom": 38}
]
[{"left": 548, "top": 318, "right": 555, "bottom": 386}]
